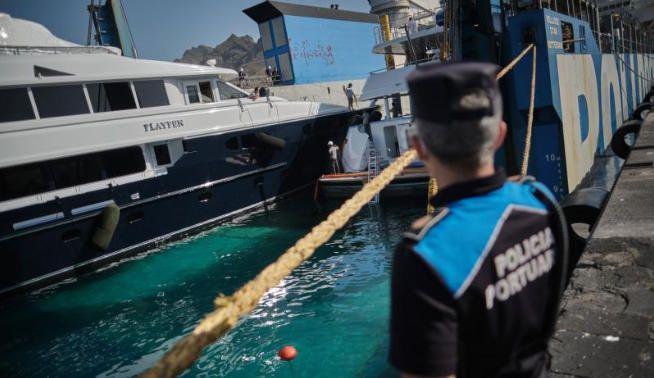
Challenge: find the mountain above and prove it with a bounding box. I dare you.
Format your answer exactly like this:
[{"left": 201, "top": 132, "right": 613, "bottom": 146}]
[{"left": 175, "top": 34, "right": 265, "bottom": 76}]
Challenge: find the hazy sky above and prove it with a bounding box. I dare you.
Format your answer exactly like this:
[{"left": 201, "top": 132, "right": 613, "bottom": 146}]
[{"left": 0, "top": 0, "right": 371, "bottom": 61}]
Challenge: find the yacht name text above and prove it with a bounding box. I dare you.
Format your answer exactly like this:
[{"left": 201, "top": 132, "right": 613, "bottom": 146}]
[{"left": 143, "top": 120, "right": 184, "bottom": 132}]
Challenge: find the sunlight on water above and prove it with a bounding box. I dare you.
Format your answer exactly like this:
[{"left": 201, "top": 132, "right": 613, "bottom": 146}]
[{"left": 0, "top": 194, "right": 422, "bottom": 377}]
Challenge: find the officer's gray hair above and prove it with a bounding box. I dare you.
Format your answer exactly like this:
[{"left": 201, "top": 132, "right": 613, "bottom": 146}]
[{"left": 416, "top": 93, "right": 502, "bottom": 170}]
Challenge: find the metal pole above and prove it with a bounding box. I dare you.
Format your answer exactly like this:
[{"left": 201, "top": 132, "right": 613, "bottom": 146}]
[
  {"left": 595, "top": 1, "right": 601, "bottom": 53},
  {"left": 566, "top": 0, "right": 570, "bottom": 16},
  {"left": 610, "top": 14, "right": 615, "bottom": 52}
]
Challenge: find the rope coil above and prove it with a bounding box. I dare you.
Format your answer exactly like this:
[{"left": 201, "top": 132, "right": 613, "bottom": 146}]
[{"left": 142, "top": 43, "right": 539, "bottom": 378}]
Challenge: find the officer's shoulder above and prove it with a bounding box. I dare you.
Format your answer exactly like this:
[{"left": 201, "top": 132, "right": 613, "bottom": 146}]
[{"left": 403, "top": 207, "right": 451, "bottom": 241}]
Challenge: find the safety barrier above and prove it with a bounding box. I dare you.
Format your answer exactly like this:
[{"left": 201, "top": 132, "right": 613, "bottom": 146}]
[{"left": 141, "top": 43, "right": 538, "bottom": 378}]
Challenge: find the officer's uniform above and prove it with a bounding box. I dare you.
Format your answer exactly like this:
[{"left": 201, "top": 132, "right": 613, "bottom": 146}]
[{"left": 389, "top": 63, "right": 568, "bottom": 378}]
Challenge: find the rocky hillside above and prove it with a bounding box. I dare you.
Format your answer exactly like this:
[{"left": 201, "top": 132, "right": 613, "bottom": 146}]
[{"left": 175, "top": 34, "right": 265, "bottom": 76}]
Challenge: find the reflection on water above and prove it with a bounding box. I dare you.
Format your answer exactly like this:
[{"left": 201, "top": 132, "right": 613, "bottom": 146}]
[{"left": 0, "top": 192, "right": 422, "bottom": 377}]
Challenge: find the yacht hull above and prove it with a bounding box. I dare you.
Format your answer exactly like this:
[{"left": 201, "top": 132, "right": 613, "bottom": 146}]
[{"left": 0, "top": 111, "right": 353, "bottom": 296}]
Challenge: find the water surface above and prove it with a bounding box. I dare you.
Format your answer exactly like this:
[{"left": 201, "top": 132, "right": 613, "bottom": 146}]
[{"left": 0, "top": 193, "right": 423, "bottom": 377}]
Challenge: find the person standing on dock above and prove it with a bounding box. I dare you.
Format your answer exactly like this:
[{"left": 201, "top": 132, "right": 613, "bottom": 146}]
[
  {"left": 390, "top": 63, "right": 568, "bottom": 378},
  {"left": 328, "top": 141, "right": 340, "bottom": 173}
]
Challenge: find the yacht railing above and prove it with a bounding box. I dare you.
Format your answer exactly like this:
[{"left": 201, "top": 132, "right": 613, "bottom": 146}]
[{"left": 0, "top": 45, "right": 121, "bottom": 55}]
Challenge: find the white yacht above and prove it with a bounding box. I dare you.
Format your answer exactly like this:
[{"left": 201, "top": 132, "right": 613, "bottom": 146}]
[{"left": 0, "top": 14, "right": 356, "bottom": 296}]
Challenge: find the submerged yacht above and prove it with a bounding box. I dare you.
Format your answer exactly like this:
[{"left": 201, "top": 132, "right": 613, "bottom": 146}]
[{"left": 0, "top": 14, "right": 356, "bottom": 296}]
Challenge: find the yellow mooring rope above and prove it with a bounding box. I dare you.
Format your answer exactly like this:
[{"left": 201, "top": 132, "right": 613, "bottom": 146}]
[
  {"left": 520, "top": 46, "right": 537, "bottom": 177},
  {"left": 141, "top": 43, "right": 538, "bottom": 378}
]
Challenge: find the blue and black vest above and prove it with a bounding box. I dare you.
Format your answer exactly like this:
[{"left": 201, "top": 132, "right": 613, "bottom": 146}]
[{"left": 390, "top": 171, "right": 568, "bottom": 378}]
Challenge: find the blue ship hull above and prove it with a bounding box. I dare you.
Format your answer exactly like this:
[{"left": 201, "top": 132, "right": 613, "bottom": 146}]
[
  {"left": 501, "top": 9, "right": 653, "bottom": 198},
  {"left": 0, "top": 112, "right": 353, "bottom": 296}
]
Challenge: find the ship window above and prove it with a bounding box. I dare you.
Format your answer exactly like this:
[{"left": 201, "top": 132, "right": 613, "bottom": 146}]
[
  {"left": 32, "top": 85, "right": 90, "bottom": 118},
  {"left": 186, "top": 85, "right": 200, "bottom": 104},
  {"left": 216, "top": 81, "right": 247, "bottom": 100},
  {"left": 0, "top": 88, "right": 35, "bottom": 123},
  {"left": 271, "top": 17, "right": 287, "bottom": 47},
  {"left": 51, "top": 154, "right": 103, "bottom": 189},
  {"left": 103, "top": 147, "right": 146, "bottom": 178},
  {"left": 225, "top": 137, "right": 239, "bottom": 150},
  {"left": 87, "top": 82, "right": 136, "bottom": 112},
  {"left": 134, "top": 80, "right": 169, "bottom": 108},
  {"left": 199, "top": 81, "right": 215, "bottom": 103},
  {"left": 561, "top": 21, "right": 575, "bottom": 53},
  {"left": 259, "top": 21, "right": 273, "bottom": 51},
  {"left": 0, "top": 163, "right": 49, "bottom": 202},
  {"left": 153, "top": 144, "right": 172, "bottom": 165}
]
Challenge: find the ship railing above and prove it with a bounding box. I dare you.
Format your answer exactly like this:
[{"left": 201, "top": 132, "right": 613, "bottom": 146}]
[
  {"left": 372, "top": 7, "right": 444, "bottom": 45},
  {"left": 506, "top": 0, "right": 653, "bottom": 54},
  {"left": 228, "top": 74, "right": 283, "bottom": 90}
]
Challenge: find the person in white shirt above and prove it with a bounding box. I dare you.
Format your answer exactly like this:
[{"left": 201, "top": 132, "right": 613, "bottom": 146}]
[{"left": 328, "top": 141, "right": 341, "bottom": 173}]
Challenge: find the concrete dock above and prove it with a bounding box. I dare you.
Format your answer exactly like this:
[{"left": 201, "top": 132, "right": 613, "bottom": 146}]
[{"left": 551, "top": 114, "right": 654, "bottom": 377}]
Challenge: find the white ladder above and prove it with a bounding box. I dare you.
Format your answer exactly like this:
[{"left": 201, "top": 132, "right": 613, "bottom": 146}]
[{"left": 367, "top": 140, "right": 380, "bottom": 204}]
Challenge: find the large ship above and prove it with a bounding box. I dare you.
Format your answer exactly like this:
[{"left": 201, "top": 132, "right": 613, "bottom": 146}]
[
  {"left": 0, "top": 13, "right": 356, "bottom": 296},
  {"left": 363, "top": 0, "right": 653, "bottom": 197}
]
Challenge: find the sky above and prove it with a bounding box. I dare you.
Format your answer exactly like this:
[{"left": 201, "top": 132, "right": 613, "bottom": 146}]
[{"left": 0, "top": 0, "right": 371, "bottom": 61}]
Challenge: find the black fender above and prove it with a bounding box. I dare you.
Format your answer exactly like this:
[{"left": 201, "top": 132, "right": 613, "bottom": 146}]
[
  {"left": 631, "top": 102, "right": 652, "bottom": 121},
  {"left": 559, "top": 187, "right": 609, "bottom": 279},
  {"left": 610, "top": 119, "right": 642, "bottom": 159}
]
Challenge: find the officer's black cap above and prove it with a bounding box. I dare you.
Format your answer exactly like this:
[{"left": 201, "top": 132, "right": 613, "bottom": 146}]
[{"left": 407, "top": 62, "right": 501, "bottom": 124}]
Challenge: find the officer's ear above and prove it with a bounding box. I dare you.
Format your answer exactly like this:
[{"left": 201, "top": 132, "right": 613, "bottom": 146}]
[
  {"left": 410, "top": 134, "right": 429, "bottom": 161},
  {"left": 494, "top": 120, "right": 507, "bottom": 151}
]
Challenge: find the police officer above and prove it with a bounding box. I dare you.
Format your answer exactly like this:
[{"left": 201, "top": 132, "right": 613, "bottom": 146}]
[{"left": 389, "top": 63, "right": 569, "bottom": 377}]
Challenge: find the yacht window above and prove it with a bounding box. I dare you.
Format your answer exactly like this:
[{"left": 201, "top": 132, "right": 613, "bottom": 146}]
[
  {"left": 134, "top": 80, "right": 169, "bottom": 108},
  {"left": 51, "top": 154, "right": 103, "bottom": 189},
  {"left": 32, "top": 85, "right": 90, "bottom": 118},
  {"left": 216, "top": 81, "right": 247, "bottom": 100},
  {"left": 103, "top": 147, "right": 146, "bottom": 178},
  {"left": 199, "top": 81, "right": 215, "bottom": 103},
  {"left": 186, "top": 85, "right": 200, "bottom": 104},
  {"left": 87, "top": 82, "right": 136, "bottom": 112},
  {"left": 0, "top": 163, "right": 49, "bottom": 202},
  {"left": 153, "top": 144, "right": 172, "bottom": 165},
  {"left": 0, "top": 88, "right": 35, "bottom": 123},
  {"left": 0, "top": 147, "right": 146, "bottom": 202}
]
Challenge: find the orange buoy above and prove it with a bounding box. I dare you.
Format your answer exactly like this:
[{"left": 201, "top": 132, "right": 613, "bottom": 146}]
[{"left": 278, "top": 346, "right": 297, "bottom": 361}]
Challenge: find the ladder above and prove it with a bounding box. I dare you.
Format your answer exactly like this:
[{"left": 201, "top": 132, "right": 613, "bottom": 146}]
[{"left": 367, "top": 140, "right": 380, "bottom": 204}]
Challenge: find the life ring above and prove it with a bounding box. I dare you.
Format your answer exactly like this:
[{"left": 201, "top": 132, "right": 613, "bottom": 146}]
[
  {"left": 610, "top": 119, "right": 642, "bottom": 159},
  {"left": 91, "top": 203, "right": 120, "bottom": 251}
]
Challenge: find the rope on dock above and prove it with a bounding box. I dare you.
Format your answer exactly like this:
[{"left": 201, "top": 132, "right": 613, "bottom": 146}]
[{"left": 141, "top": 42, "right": 538, "bottom": 378}]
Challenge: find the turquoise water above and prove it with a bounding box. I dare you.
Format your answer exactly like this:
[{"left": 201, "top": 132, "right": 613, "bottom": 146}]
[{"left": 0, "top": 193, "right": 422, "bottom": 377}]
